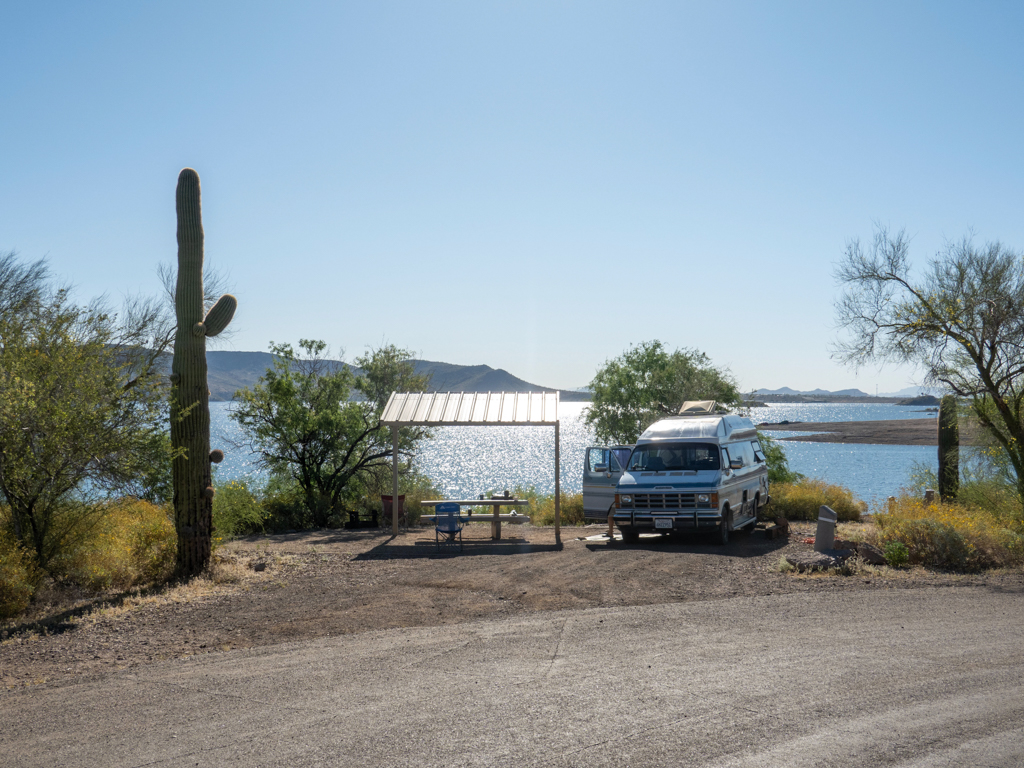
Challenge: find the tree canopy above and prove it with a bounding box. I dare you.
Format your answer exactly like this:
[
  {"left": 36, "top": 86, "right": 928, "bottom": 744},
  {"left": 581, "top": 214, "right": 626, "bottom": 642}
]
[
  {"left": 584, "top": 340, "right": 741, "bottom": 445},
  {"left": 230, "top": 340, "right": 430, "bottom": 527},
  {"left": 0, "top": 252, "right": 172, "bottom": 569},
  {"left": 835, "top": 227, "right": 1024, "bottom": 507}
]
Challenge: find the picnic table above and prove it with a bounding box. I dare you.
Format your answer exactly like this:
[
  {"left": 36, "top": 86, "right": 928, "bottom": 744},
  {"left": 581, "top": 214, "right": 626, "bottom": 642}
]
[{"left": 420, "top": 496, "right": 531, "bottom": 540}]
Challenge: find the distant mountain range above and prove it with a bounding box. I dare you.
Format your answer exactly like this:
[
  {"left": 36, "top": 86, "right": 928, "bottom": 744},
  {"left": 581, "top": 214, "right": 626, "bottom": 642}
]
[
  {"left": 177, "top": 351, "right": 937, "bottom": 403},
  {"left": 196, "top": 351, "right": 589, "bottom": 402},
  {"left": 754, "top": 385, "right": 942, "bottom": 398},
  {"left": 754, "top": 386, "right": 871, "bottom": 397}
]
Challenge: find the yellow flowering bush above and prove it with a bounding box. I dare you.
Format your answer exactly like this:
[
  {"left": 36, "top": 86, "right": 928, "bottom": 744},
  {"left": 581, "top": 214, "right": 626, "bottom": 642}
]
[
  {"left": 873, "top": 494, "right": 1024, "bottom": 571},
  {"left": 766, "top": 478, "right": 862, "bottom": 521},
  {"left": 54, "top": 499, "right": 176, "bottom": 591}
]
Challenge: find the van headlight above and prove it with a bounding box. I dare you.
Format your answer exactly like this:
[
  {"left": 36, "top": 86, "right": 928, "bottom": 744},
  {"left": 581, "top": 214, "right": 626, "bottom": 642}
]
[
  {"left": 615, "top": 494, "right": 633, "bottom": 508},
  {"left": 698, "top": 494, "right": 710, "bottom": 504}
]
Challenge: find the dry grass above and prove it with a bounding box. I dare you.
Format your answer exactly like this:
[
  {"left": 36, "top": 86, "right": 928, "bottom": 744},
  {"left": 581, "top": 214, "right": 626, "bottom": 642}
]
[{"left": 1, "top": 549, "right": 294, "bottom": 640}]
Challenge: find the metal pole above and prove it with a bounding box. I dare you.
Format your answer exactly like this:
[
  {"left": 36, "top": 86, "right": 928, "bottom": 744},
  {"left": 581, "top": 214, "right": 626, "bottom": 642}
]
[
  {"left": 392, "top": 425, "right": 399, "bottom": 535},
  {"left": 554, "top": 419, "right": 561, "bottom": 545}
]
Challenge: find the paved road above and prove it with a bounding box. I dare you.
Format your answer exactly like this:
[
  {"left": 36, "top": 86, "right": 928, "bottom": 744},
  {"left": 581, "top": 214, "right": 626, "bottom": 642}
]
[{"left": 4, "top": 586, "right": 1023, "bottom": 767}]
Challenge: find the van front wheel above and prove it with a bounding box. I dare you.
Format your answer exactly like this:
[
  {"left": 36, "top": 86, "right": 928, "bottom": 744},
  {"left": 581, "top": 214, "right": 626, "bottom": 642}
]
[
  {"left": 620, "top": 527, "right": 640, "bottom": 543},
  {"left": 717, "top": 509, "right": 730, "bottom": 545}
]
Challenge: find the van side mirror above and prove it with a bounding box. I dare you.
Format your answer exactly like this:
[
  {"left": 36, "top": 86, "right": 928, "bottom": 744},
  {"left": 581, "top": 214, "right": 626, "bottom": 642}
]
[
  {"left": 593, "top": 464, "right": 609, "bottom": 473},
  {"left": 730, "top": 458, "right": 743, "bottom": 469}
]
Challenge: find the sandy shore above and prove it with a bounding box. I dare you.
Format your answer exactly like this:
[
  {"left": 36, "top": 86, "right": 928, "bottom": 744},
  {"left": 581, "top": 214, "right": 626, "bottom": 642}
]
[{"left": 759, "top": 417, "right": 941, "bottom": 445}]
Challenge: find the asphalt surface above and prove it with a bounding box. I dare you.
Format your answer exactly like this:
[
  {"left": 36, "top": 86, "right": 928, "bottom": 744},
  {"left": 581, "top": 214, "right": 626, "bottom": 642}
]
[{"left": 3, "top": 586, "right": 1023, "bottom": 767}]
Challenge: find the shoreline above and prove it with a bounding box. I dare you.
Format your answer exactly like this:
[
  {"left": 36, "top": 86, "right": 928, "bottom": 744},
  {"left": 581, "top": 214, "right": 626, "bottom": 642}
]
[{"left": 759, "top": 417, "right": 941, "bottom": 446}]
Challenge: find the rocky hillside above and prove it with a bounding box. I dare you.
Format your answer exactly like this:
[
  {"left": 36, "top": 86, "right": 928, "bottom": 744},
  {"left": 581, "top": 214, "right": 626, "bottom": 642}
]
[{"left": 182, "top": 351, "right": 587, "bottom": 402}]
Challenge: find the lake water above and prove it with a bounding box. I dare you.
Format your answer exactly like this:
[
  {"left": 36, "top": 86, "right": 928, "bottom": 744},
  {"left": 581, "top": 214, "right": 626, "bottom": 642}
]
[{"left": 209, "top": 401, "right": 937, "bottom": 507}]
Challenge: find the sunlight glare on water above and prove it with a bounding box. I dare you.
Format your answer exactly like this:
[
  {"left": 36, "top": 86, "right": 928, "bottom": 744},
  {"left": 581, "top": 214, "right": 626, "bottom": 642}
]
[{"left": 209, "top": 400, "right": 937, "bottom": 503}]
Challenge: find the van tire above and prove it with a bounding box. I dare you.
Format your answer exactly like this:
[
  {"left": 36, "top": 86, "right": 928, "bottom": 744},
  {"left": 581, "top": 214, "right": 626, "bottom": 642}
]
[
  {"left": 717, "top": 508, "right": 730, "bottom": 545},
  {"left": 620, "top": 527, "right": 640, "bottom": 543}
]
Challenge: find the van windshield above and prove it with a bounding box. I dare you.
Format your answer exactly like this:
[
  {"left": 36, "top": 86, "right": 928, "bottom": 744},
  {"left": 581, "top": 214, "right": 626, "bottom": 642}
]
[{"left": 628, "top": 443, "right": 721, "bottom": 472}]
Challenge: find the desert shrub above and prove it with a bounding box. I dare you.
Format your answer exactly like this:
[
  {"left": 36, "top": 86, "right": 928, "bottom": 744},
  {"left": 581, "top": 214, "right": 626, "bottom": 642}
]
[
  {"left": 872, "top": 494, "right": 1024, "bottom": 571},
  {"left": 259, "top": 473, "right": 311, "bottom": 532},
  {"left": 51, "top": 499, "right": 176, "bottom": 590},
  {"left": 883, "top": 541, "right": 910, "bottom": 568},
  {"left": 766, "top": 478, "right": 862, "bottom": 522},
  {"left": 531, "top": 492, "right": 586, "bottom": 526},
  {"left": 213, "top": 479, "right": 269, "bottom": 541},
  {"left": 0, "top": 528, "right": 38, "bottom": 618}
]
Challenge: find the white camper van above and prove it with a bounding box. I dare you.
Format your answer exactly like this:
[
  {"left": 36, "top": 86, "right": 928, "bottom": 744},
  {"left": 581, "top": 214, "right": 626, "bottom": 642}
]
[{"left": 586, "top": 401, "right": 768, "bottom": 544}]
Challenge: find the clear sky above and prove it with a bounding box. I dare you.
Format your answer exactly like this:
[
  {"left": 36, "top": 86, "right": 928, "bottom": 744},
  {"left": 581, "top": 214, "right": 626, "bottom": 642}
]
[{"left": 3, "top": 2, "right": 1023, "bottom": 394}]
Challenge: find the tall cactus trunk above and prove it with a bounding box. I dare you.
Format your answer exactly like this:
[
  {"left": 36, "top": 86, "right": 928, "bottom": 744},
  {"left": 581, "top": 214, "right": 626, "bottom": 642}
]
[
  {"left": 937, "top": 394, "right": 959, "bottom": 502},
  {"left": 171, "top": 169, "right": 237, "bottom": 579}
]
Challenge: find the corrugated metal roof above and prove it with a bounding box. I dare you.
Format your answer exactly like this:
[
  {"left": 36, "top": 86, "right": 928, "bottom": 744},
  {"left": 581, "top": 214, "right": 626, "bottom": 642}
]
[{"left": 380, "top": 392, "right": 559, "bottom": 426}]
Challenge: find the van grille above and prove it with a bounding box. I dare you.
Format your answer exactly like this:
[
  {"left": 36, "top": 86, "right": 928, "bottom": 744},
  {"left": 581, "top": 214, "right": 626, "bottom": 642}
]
[{"left": 631, "top": 493, "right": 698, "bottom": 510}]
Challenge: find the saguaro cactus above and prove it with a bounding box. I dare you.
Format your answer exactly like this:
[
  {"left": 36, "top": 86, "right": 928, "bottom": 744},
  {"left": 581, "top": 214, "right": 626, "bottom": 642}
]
[
  {"left": 937, "top": 394, "right": 959, "bottom": 502},
  {"left": 171, "top": 168, "right": 237, "bottom": 578}
]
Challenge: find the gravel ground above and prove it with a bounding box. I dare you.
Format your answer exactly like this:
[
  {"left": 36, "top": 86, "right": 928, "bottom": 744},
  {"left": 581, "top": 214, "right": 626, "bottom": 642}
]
[{"left": 3, "top": 522, "right": 1021, "bottom": 691}]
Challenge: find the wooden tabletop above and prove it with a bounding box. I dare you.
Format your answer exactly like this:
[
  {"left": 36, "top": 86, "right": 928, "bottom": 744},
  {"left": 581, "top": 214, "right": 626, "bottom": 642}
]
[{"left": 420, "top": 499, "right": 531, "bottom": 506}]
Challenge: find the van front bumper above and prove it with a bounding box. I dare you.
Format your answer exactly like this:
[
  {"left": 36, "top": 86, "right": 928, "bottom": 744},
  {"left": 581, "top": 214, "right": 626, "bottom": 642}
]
[{"left": 612, "top": 510, "right": 724, "bottom": 530}]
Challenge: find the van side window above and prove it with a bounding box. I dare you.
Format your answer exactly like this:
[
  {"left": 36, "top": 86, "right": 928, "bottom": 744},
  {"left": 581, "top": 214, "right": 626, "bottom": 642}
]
[
  {"left": 612, "top": 448, "right": 631, "bottom": 470},
  {"left": 587, "top": 448, "right": 610, "bottom": 473},
  {"left": 721, "top": 448, "right": 731, "bottom": 468},
  {"left": 751, "top": 440, "right": 766, "bottom": 463}
]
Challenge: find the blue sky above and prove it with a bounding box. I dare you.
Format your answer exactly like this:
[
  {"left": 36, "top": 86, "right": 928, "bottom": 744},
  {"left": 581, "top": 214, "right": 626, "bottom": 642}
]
[{"left": 3, "top": 2, "right": 1023, "bottom": 393}]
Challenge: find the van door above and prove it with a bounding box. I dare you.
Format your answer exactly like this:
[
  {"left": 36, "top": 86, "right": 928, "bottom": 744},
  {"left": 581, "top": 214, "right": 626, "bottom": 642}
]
[{"left": 583, "top": 446, "right": 626, "bottom": 521}]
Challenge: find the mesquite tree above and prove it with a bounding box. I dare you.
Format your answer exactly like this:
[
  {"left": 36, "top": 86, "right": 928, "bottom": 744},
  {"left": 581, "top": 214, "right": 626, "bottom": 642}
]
[
  {"left": 171, "top": 169, "right": 237, "bottom": 578},
  {"left": 835, "top": 226, "right": 1024, "bottom": 513}
]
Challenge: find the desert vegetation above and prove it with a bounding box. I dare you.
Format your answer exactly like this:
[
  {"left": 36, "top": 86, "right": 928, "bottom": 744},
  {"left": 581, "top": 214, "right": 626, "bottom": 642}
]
[{"left": 764, "top": 478, "right": 863, "bottom": 522}]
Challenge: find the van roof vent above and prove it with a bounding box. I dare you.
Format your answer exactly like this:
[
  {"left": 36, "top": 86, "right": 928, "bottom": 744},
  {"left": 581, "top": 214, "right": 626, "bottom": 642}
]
[{"left": 678, "top": 400, "right": 718, "bottom": 415}]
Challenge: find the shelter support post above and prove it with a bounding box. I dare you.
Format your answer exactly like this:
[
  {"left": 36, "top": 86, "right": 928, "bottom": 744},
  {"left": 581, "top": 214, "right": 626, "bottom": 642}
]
[
  {"left": 392, "top": 425, "right": 399, "bottom": 535},
  {"left": 554, "top": 419, "right": 561, "bottom": 545}
]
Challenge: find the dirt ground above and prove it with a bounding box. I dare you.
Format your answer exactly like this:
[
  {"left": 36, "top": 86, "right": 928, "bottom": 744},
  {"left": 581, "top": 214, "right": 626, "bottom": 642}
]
[{"left": 3, "top": 522, "right": 1022, "bottom": 691}]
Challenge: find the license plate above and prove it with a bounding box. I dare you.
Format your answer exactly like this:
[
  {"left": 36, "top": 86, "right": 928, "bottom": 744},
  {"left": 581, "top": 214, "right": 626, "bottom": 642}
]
[{"left": 654, "top": 518, "right": 673, "bottom": 529}]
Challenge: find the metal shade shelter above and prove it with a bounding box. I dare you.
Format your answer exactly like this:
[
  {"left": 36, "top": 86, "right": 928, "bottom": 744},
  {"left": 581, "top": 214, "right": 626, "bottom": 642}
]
[{"left": 380, "top": 391, "right": 562, "bottom": 542}]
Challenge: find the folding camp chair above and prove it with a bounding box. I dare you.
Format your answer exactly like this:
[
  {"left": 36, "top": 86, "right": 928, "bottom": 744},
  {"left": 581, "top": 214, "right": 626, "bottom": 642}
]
[
  {"left": 379, "top": 494, "right": 407, "bottom": 532},
  {"left": 434, "top": 502, "right": 464, "bottom": 552}
]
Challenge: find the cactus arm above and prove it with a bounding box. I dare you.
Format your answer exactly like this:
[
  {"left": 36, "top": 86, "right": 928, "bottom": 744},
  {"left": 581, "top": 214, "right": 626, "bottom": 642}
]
[{"left": 203, "top": 294, "right": 237, "bottom": 337}]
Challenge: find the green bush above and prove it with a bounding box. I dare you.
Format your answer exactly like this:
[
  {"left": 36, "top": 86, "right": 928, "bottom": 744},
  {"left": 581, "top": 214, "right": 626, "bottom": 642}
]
[
  {"left": 883, "top": 541, "right": 910, "bottom": 568},
  {"left": 0, "top": 529, "right": 38, "bottom": 619},
  {"left": 531, "top": 492, "right": 585, "bottom": 526},
  {"left": 758, "top": 431, "right": 803, "bottom": 484},
  {"left": 213, "top": 479, "right": 269, "bottom": 541},
  {"left": 258, "top": 473, "right": 311, "bottom": 532},
  {"left": 766, "top": 478, "right": 862, "bottom": 522}
]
